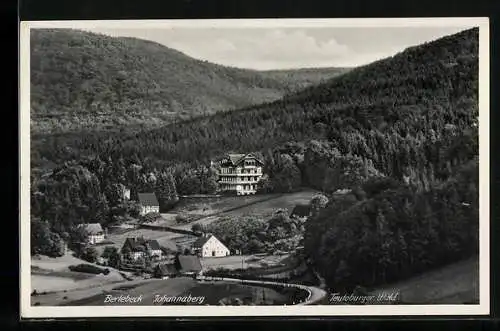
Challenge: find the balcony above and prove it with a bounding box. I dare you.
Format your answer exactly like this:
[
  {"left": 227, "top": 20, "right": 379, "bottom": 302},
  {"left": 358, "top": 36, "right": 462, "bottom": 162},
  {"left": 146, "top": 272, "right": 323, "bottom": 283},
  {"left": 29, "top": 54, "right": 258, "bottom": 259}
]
[
  {"left": 218, "top": 177, "right": 261, "bottom": 184},
  {"left": 218, "top": 167, "right": 262, "bottom": 175}
]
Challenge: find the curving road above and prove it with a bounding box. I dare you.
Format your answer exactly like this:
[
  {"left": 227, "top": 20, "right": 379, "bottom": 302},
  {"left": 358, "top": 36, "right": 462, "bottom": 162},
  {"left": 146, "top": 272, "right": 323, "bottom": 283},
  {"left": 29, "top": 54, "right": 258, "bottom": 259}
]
[{"left": 197, "top": 275, "right": 327, "bottom": 305}]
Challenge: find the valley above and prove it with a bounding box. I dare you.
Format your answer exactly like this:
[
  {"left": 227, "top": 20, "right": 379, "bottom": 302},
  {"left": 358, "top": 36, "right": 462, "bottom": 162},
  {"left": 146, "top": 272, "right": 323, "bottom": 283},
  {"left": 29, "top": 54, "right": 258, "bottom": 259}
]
[{"left": 28, "top": 27, "right": 481, "bottom": 307}]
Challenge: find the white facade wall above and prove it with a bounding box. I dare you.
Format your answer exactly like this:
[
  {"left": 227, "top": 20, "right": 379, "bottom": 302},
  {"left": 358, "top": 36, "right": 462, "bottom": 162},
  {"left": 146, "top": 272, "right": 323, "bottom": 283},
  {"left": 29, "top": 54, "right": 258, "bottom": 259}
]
[
  {"left": 131, "top": 251, "right": 145, "bottom": 261},
  {"left": 88, "top": 234, "right": 105, "bottom": 245},
  {"left": 201, "top": 236, "right": 230, "bottom": 257},
  {"left": 218, "top": 165, "right": 263, "bottom": 195},
  {"left": 140, "top": 205, "right": 160, "bottom": 216},
  {"left": 150, "top": 249, "right": 163, "bottom": 259}
]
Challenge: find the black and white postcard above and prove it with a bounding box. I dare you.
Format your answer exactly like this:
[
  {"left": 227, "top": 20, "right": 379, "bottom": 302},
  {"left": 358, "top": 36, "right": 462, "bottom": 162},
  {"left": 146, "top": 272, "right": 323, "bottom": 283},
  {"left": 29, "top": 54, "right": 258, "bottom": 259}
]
[{"left": 19, "top": 18, "right": 490, "bottom": 318}]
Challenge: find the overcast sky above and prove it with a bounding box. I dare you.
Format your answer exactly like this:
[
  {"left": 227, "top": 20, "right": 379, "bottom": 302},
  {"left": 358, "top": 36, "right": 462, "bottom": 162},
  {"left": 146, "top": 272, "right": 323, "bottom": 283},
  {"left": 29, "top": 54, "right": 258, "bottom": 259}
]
[{"left": 85, "top": 26, "right": 471, "bottom": 70}]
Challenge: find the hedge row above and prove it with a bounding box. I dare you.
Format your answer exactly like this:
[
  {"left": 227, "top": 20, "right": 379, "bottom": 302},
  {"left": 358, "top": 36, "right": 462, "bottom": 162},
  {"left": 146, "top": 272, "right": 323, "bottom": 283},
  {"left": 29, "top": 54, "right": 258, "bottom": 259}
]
[{"left": 69, "top": 263, "right": 110, "bottom": 275}]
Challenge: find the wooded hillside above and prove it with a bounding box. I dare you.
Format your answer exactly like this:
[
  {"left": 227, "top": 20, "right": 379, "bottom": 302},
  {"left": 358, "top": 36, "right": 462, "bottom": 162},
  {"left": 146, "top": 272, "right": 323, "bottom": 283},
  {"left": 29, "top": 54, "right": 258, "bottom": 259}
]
[
  {"left": 30, "top": 29, "right": 347, "bottom": 133},
  {"left": 31, "top": 27, "right": 480, "bottom": 290},
  {"left": 33, "top": 27, "right": 478, "bottom": 184}
]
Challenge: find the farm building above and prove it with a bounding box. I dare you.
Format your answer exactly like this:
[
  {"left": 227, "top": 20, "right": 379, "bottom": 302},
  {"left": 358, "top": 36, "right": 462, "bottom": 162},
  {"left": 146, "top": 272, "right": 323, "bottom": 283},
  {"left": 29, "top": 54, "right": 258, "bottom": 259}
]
[
  {"left": 77, "top": 223, "right": 106, "bottom": 245},
  {"left": 154, "top": 263, "right": 177, "bottom": 279},
  {"left": 121, "top": 237, "right": 163, "bottom": 261},
  {"left": 215, "top": 153, "right": 264, "bottom": 195},
  {"left": 192, "top": 234, "right": 230, "bottom": 258},
  {"left": 176, "top": 255, "right": 203, "bottom": 276},
  {"left": 290, "top": 204, "right": 312, "bottom": 219},
  {"left": 138, "top": 192, "right": 160, "bottom": 216}
]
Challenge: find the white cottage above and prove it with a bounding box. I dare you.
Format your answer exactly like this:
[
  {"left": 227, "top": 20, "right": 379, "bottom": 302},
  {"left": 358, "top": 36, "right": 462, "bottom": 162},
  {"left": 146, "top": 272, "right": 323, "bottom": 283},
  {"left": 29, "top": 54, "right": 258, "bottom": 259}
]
[
  {"left": 77, "top": 223, "right": 106, "bottom": 245},
  {"left": 192, "top": 234, "right": 230, "bottom": 258},
  {"left": 137, "top": 192, "right": 160, "bottom": 216}
]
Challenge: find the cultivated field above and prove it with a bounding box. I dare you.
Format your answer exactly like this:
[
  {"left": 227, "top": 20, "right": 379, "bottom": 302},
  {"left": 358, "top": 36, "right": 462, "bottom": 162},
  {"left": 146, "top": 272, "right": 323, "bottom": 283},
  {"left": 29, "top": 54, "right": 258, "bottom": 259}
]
[
  {"left": 171, "top": 193, "right": 284, "bottom": 218},
  {"left": 103, "top": 190, "right": 319, "bottom": 253},
  {"left": 176, "top": 190, "right": 319, "bottom": 231},
  {"left": 221, "top": 190, "right": 318, "bottom": 219},
  {"left": 201, "top": 254, "right": 291, "bottom": 271}
]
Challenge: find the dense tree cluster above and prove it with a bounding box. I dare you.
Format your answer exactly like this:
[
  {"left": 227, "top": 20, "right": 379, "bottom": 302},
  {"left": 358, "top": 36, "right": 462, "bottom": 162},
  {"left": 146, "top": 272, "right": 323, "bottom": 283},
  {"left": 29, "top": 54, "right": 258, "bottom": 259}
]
[
  {"left": 32, "top": 28, "right": 478, "bottom": 190},
  {"left": 206, "top": 209, "right": 306, "bottom": 254},
  {"left": 304, "top": 159, "right": 479, "bottom": 292},
  {"left": 30, "top": 29, "right": 346, "bottom": 134}
]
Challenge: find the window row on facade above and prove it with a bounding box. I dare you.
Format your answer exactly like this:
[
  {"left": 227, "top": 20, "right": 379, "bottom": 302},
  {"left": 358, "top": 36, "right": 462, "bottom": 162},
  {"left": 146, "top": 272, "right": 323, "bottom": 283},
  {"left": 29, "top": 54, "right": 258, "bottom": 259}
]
[
  {"left": 219, "top": 176, "right": 260, "bottom": 182},
  {"left": 219, "top": 168, "right": 261, "bottom": 174}
]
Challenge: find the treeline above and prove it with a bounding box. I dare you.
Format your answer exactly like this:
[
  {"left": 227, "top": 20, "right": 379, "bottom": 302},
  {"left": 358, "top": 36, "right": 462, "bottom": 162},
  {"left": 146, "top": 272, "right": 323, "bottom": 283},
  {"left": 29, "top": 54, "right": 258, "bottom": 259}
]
[
  {"left": 30, "top": 156, "right": 218, "bottom": 256},
  {"left": 204, "top": 207, "right": 312, "bottom": 254},
  {"left": 30, "top": 29, "right": 346, "bottom": 133},
  {"left": 32, "top": 27, "right": 478, "bottom": 187},
  {"left": 304, "top": 158, "right": 479, "bottom": 292}
]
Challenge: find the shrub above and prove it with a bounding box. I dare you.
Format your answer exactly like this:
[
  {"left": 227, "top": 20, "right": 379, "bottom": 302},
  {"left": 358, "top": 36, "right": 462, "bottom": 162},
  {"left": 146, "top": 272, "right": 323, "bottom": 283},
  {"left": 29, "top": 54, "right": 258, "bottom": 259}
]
[
  {"left": 68, "top": 263, "right": 109, "bottom": 275},
  {"left": 175, "top": 214, "right": 190, "bottom": 224},
  {"left": 80, "top": 246, "right": 99, "bottom": 263}
]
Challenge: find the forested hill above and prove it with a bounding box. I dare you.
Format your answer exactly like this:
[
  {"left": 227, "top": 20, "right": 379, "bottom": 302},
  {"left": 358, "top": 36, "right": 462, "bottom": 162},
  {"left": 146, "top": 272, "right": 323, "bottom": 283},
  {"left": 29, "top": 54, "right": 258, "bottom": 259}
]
[
  {"left": 33, "top": 28, "right": 478, "bottom": 176},
  {"left": 30, "top": 29, "right": 348, "bottom": 134}
]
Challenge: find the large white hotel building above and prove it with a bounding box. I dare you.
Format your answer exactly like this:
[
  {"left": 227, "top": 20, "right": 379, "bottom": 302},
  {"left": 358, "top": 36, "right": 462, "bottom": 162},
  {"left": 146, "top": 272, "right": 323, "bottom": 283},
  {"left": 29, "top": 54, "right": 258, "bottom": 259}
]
[{"left": 215, "top": 153, "right": 264, "bottom": 195}]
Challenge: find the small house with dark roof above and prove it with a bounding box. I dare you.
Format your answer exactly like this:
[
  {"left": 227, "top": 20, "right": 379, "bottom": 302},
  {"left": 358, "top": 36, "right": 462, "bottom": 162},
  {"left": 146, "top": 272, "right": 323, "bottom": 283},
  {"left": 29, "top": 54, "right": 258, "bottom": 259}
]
[
  {"left": 290, "top": 204, "right": 312, "bottom": 219},
  {"left": 154, "top": 263, "right": 177, "bottom": 279},
  {"left": 175, "top": 255, "right": 203, "bottom": 276},
  {"left": 138, "top": 193, "right": 160, "bottom": 216},
  {"left": 121, "top": 237, "right": 163, "bottom": 261},
  {"left": 77, "top": 223, "right": 105, "bottom": 244},
  {"left": 192, "top": 234, "right": 230, "bottom": 258}
]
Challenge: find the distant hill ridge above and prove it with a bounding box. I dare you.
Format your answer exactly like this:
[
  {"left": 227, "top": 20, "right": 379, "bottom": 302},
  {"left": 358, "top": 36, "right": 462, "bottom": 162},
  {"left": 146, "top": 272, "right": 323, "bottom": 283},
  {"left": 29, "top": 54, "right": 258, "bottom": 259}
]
[
  {"left": 32, "top": 27, "right": 478, "bottom": 174},
  {"left": 117, "top": 28, "right": 479, "bottom": 160},
  {"left": 30, "top": 28, "right": 348, "bottom": 134}
]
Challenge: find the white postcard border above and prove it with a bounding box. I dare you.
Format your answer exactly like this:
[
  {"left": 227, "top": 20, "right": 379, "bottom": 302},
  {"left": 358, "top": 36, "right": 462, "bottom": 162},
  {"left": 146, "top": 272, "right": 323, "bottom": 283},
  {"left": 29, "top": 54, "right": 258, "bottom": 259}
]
[{"left": 19, "top": 17, "right": 490, "bottom": 318}]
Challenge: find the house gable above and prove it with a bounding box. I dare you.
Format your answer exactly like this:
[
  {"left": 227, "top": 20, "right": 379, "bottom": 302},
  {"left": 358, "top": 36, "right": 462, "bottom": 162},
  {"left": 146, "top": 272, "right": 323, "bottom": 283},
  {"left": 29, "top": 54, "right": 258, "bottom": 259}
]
[
  {"left": 219, "top": 153, "right": 264, "bottom": 167},
  {"left": 233, "top": 153, "right": 264, "bottom": 167},
  {"left": 202, "top": 236, "right": 229, "bottom": 252}
]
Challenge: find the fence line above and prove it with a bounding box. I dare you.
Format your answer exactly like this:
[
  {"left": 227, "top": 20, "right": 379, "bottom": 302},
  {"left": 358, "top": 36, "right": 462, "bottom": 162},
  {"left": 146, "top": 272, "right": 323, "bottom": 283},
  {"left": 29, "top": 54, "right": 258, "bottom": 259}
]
[{"left": 196, "top": 275, "right": 317, "bottom": 305}]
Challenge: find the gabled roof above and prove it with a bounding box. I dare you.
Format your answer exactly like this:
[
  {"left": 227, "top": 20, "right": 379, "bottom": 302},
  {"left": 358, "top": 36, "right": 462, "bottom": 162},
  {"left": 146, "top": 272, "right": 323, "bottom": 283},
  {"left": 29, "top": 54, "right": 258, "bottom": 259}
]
[
  {"left": 77, "top": 223, "right": 103, "bottom": 235},
  {"left": 138, "top": 193, "right": 159, "bottom": 206},
  {"left": 122, "top": 237, "right": 161, "bottom": 252},
  {"left": 291, "top": 204, "right": 312, "bottom": 218},
  {"left": 223, "top": 153, "right": 264, "bottom": 166},
  {"left": 177, "top": 255, "right": 202, "bottom": 272},
  {"left": 192, "top": 235, "right": 228, "bottom": 250},
  {"left": 146, "top": 239, "right": 161, "bottom": 250},
  {"left": 228, "top": 154, "right": 246, "bottom": 164}
]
